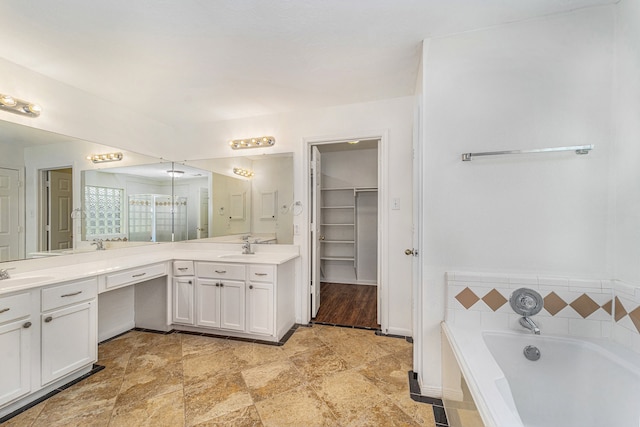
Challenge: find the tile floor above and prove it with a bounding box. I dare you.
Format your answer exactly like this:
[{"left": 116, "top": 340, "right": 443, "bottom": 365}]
[{"left": 4, "top": 325, "right": 436, "bottom": 426}]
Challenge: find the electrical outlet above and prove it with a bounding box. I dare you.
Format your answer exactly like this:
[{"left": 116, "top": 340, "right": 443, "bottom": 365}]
[{"left": 392, "top": 198, "right": 400, "bottom": 210}]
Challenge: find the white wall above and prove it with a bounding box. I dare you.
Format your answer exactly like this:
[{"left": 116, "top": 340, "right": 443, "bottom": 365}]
[
  {"left": 420, "top": 6, "right": 615, "bottom": 394},
  {"left": 613, "top": 0, "right": 640, "bottom": 285},
  {"left": 0, "top": 57, "right": 176, "bottom": 157}
]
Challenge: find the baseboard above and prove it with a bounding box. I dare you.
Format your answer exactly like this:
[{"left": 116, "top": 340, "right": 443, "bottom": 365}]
[{"left": 385, "top": 326, "right": 412, "bottom": 337}]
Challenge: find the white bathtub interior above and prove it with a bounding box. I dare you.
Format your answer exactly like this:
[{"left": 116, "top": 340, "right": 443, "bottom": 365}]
[
  {"left": 483, "top": 331, "right": 640, "bottom": 427},
  {"left": 443, "top": 322, "right": 640, "bottom": 427}
]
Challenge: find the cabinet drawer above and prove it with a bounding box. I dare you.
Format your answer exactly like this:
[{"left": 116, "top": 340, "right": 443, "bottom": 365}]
[
  {"left": 248, "top": 265, "right": 274, "bottom": 283},
  {"left": 105, "top": 263, "right": 166, "bottom": 290},
  {"left": 173, "top": 261, "right": 195, "bottom": 276},
  {"left": 196, "top": 262, "right": 245, "bottom": 280},
  {"left": 42, "top": 278, "right": 97, "bottom": 312},
  {"left": 0, "top": 292, "right": 31, "bottom": 324}
]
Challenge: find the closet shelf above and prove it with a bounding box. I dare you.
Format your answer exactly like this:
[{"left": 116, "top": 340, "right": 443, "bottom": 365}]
[
  {"left": 321, "top": 223, "right": 354, "bottom": 226},
  {"left": 321, "top": 256, "right": 355, "bottom": 261},
  {"left": 321, "top": 240, "right": 355, "bottom": 244},
  {"left": 321, "top": 206, "right": 354, "bottom": 209}
]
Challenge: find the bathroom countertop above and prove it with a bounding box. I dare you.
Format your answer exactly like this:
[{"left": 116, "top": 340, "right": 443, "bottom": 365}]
[{"left": 0, "top": 242, "right": 299, "bottom": 295}]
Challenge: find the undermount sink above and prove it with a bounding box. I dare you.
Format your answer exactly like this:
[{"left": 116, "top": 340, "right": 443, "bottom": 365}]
[{"left": 1, "top": 275, "right": 55, "bottom": 288}]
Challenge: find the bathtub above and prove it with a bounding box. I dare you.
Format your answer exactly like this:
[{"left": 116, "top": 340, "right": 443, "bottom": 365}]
[{"left": 441, "top": 323, "right": 640, "bottom": 427}]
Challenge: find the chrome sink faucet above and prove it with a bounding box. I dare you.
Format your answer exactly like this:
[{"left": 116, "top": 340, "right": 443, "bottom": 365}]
[
  {"left": 91, "top": 239, "right": 105, "bottom": 250},
  {"left": 241, "top": 241, "right": 254, "bottom": 255},
  {"left": 519, "top": 316, "right": 540, "bottom": 335},
  {"left": 0, "top": 268, "right": 14, "bottom": 280}
]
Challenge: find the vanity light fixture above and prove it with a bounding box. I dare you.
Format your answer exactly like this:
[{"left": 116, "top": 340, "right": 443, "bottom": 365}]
[
  {"left": 347, "top": 140, "right": 360, "bottom": 144},
  {"left": 0, "top": 93, "right": 42, "bottom": 117},
  {"left": 86, "top": 152, "right": 124, "bottom": 163},
  {"left": 229, "top": 136, "right": 275, "bottom": 150},
  {"left": 166, "top": 170, "right": 185, "bottom": 178},
  {"left": 233, "top": 167, "right": 254, "bottom": 178}
]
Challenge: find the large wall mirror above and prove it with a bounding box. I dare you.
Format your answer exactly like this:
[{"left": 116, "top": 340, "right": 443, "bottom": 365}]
[
  {"left": 0, "top": 119, "right": 167, "bottom": 262},
  {"left": 181, "top": 153, "right": 294, "bottom": 245}
]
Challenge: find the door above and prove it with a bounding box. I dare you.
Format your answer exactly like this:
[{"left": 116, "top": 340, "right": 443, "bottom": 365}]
[
  {"left": 197, "top": 187, "right": 209, "bottom": 239},
  {"left": 48, "top": 168, "right": 73, "bottom": 250},
  {"left": 0, "top": 318, "right": 31, "bottom": 405},
  {"left": 41, "top": 301, "right": 96, "bottom": 385},
  {"left": 310, "top": 146, "right": 322, "bottom": 317},
  {"left": 173, "top": 277, "right": 194, "bottom": 325},
  {"left": 247, "top": 282, "right": 274, "bottom": 335},
  {"left": 219, "top": 279, "right": 245, "bottom": 331},
  {"left": 196, "top": 278, "right": 220, "bottom": 328},
  {"left": 0, "top": 168, "right": 20, "bottom": 261}
]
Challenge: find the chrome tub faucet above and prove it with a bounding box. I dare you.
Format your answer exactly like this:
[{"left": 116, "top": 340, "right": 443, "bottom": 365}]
[
  {"left": 519, "top": 316, "right": 540, "bottom": 335},
  {"left": 91, "top": 239, "right": 105, "bottom": 250}
]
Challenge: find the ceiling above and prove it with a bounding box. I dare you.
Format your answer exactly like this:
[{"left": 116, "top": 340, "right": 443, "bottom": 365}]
[{"left": 0, "top": 0, "right": 615, "bottom": 126}]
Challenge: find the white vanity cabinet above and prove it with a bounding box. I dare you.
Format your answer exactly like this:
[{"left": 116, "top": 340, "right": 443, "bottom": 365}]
[
  {"left": 172, "top": 261, "right": 195, "bottom": 325},
  {"left": 0, "top": 292, "right": 32, "bottom": 407},
  {"left": 195, "top": 263, "right": 246, "bottom": 331},
  {"left": 40, "top": 278, "right": 97, "bottom": 385},
  {"left": 171, "top": 259, "right": 295, "bottom": 342},
  {"left": 247, "top": 265, "right": 275, "bottom": 336}
]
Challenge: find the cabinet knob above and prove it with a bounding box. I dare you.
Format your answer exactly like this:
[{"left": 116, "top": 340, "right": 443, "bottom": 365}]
[
  {"left": 188, "top": 280, "right": 192, "bottom": 284},
  {"left": 220, "top": 283, "right": 224, "bottom": 287},
  {"left": 249, "top": 285, "right": 254, "bottom": 289},
  {"left": 44, "top": 316, "right": 53, "bottom": 323},
  {"left": 23, "top": 321, "right": 32, "bottom": 329}
]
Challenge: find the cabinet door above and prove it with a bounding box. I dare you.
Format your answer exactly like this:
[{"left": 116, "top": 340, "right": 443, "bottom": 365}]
[
  {"left": 41, "top": 301, "right": 97, "bottom": 385},
  {"left": 219, "top": 280, "right": 245, "bottom": 331},
  {"left": 247, "top": 282, "right": 274, "bottom": 336},
  {"left": 172, "top": 278, "right": 194, "bottom": 325},
  {"left": 196, "top": 278, "right": 220, "bottom": 328},
  {"left": 0, "top": 318, "right": 31, "bottom": 406}
]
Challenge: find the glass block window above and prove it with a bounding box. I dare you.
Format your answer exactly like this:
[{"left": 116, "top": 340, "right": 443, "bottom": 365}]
[{"left": 84, "top": 185, "right": 124, "bottom": 237}]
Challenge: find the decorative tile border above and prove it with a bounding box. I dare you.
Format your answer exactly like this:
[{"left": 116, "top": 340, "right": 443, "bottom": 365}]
[{"left": 447, "top": 272, "right": 640, "bottom": 354}]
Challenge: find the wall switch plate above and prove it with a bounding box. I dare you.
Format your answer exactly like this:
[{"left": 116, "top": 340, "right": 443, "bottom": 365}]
[
  {"left": 392, "top": 198, "right": 400, "bottom": 210},
  {"left": 294, "top": 224, "right": 299, "bottom": 235}
]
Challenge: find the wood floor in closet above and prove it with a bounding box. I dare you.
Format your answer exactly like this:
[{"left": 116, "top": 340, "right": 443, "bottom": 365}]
[{"left": 313, "top": 282, "right": 379, "bottom": 329}]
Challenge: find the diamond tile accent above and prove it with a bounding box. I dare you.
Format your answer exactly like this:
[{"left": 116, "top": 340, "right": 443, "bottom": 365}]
[
  {"left": 544, "top": 292, "right": 568, "bottom": 316},
  {"left": 570, "top": 294, "right": 600, "bottom": 319},
  {"left": 614, "top": 297, "right": 628, "bottom": 322},
  {"left": 482, "top": 289, "right": 508, "bottom": 312},
  {"left": 601, "top": 300, "right": 613, "bottom": 315},
  {"left": 629, "top": 306, "right": 640, "bottom": 333},
  {"left": 455, "top": 287, "right": 480, "bottom": 309}
]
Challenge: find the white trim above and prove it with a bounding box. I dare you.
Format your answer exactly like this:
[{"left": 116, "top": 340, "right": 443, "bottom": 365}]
[{"left": 301, "top": 130, "right": 389, "bottom": 332}]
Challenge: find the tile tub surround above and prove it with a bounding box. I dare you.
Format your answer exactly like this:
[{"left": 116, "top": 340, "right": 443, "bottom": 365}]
[
  {"left": 446, "top": 272, "right": 640, "bottom": 353},
  {"left": 2, "top": 325, "right": 435, "bottom": 426}
]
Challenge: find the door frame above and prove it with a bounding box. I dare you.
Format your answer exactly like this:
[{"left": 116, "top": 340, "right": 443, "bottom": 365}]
[
  {"left": 303, "top": 130, "right": 389, "bottom": 330},
  {"left": 39, "top": 166, "right": 73, "bottom": 251},
  {"left": 0, "top": 164, "right": 25, "bottom": 260}
]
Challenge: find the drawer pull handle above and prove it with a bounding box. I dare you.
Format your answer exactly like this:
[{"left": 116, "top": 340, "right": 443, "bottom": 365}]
[
  {"left": 61, "top": 291, "right": 82, "bottom": 297},
  {"left": 0, "top": 308, "right": 10, "bottom": 314},
  {"left": 132, "top": 272, "right": 147, "bottom": 278},
  {"left": 214, "top": 270, "right": 227, "bottom": 274},
  {"left": 254, "top": 273, "right": 268, "bottom": 276},
  {"left": 23, "top": 321, "right": 32, "bottom": 329},
  {"left": 44, "top": 316, "right": 53, "bottom": 323},
  {"left": 177, "top": 267, "right": 189, "bottom": 271}
]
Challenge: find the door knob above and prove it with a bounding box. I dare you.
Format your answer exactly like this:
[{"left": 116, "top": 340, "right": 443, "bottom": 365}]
[
  {"left": 319, "top": 235, "right": 325, "bottom": 241},
  {"left": 405, "top": 249, "right": 418, "bottom": 256}
]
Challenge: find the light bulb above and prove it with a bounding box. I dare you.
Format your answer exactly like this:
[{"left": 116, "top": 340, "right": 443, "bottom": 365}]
[{"left": 0, "top": 95, "right": 16, "bottom": 107}]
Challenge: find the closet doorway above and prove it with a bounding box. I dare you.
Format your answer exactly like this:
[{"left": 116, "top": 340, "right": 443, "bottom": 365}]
[{"left": 310, "top": 139, "right": 380, "bottom": 329}]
